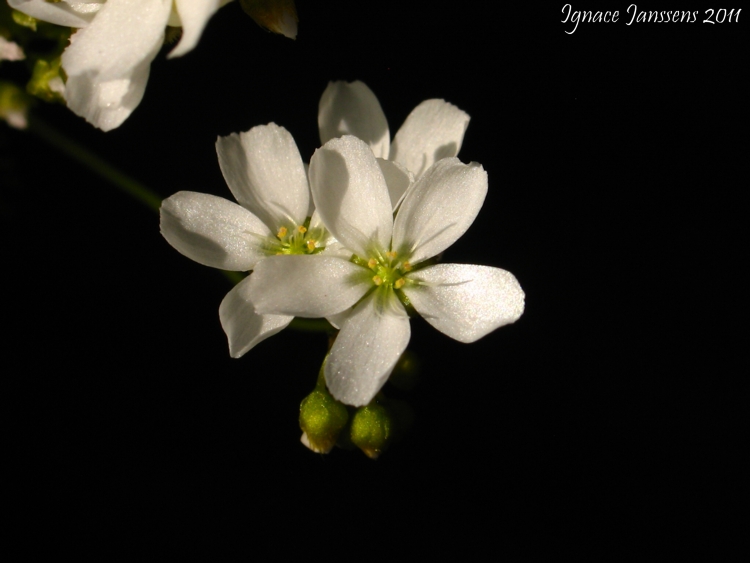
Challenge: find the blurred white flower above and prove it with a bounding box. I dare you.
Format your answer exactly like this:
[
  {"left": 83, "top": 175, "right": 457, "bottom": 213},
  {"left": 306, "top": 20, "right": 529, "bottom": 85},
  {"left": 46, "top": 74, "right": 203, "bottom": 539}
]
[
  {"left": 248, "top": 136, "right": 525, "bottom": 407},
  {"left": 8, "top": 0, "right": 233, "bottom": 130},
  {"left": 0, "top": 81, "right": 30, "bottom": 129},
  {"left": 0, "top": 36, "right": 25, "bottom": 61},
  {"left": 160, "top": 123, "right": 343, "bottom": 357}
]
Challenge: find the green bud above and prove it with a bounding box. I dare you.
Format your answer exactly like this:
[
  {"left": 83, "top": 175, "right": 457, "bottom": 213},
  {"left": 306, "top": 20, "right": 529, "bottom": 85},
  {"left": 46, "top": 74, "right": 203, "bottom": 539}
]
[
  {"left": 350, "top": 401, "right": 393, "bottom": 459},
  {"left": 27, "top": 57, "right": 65, "bottom": 103},
  {"left": 299, "top": 387, "right": 349, "bottom": 454}
]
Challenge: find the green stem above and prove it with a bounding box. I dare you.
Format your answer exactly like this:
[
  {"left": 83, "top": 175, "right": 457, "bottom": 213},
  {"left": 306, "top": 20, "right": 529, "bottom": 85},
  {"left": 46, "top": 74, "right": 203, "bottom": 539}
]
[
  {"left": 26, "top": 115, "right": 244, "bottom": 287},
  {"left": 27, "top": 114, "right": 163, "bottom": 212},
  {"left": 25, "top": 115, "right": 334, "bottom": 334}
]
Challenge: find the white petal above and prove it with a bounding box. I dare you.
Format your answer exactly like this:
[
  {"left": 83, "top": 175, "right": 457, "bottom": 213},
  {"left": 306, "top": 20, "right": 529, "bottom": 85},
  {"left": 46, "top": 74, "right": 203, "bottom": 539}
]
[
  {"left": 325, "top": 309, "right": 351, "bottom": 330},
  {"left": 63, "top": 44, "right": 154, "bottom": 131},
  {"left": 8, "top": 0, "right": 99, "bottom": 27},
  {"left": 318, "top": 81, "right": 390, "bottom": 158},
  {"left": 319, "top": 239, "right": 353, "bottom": 260},
  {"left": 216, "top": 123, "right": 309, "bottom": 231},
  {"left": 219, "top": 276, "right": 293, "bottom": 358},
  {"left": 62, "top": 0, "right": 170, "bottom": 83},
  {"left": 377, "top": 158, "right": 413, "bottom": 211},
  {"left": 61, "top": 0, "right": 171, "bottom": 130},
  {"left": 390, "top": 99, "right": 470, "bottom": 179},
  {"left": 0, "top": 37, "right": 24, "bottom": 61},
  {"left": 392, "top": 158, "right": 487, "bottom": 265},
  {"left": 403, "top": 264, "right": 524, "bottom": 343},
  {"left": 248, "top": 255, "right": 371, "bottom": 317},
  {"left": 308, "top": 210, "right": 348, "bottom": 257},
  {"left": 309, "top": 208, "right": 325, "bottom": 233},
  {"left": 305, "top": 163, "right": 314, "bottom": 217},
  {"left": 168, "top": 0, "right": 222, "bottom": 58},
  {"left": 326, "top": 293, "right": 411, "bottom": 406},
  {"left": 309, "top": 136, "right": 393, "bottom": 257},
  {"left": 160, "top": 191, "right": 272, "bottom": 271}
]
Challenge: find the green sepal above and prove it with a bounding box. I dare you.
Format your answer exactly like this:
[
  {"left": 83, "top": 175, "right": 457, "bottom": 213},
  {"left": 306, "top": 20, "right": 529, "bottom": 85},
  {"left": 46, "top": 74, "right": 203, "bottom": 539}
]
[
  {"left": 11, "top": 10, "right": 37, "bottom": 32},
  {"left": 27, "top": 57, "right": 65, "bottom": 103}
]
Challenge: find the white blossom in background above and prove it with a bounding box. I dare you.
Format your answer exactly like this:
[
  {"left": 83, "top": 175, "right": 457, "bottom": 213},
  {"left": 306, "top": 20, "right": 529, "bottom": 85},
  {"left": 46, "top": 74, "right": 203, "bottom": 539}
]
[
  {"left": 0, "top": 37, "right": 27, "bottom": 127},
  {"left": 8, "top": 0, "right": 234, "bottom": 130},
  {"left": 0, "top": 81, "right": 29, "bottom": 129},
  {"left": 318, "top": 80, "right": 471, "bottom": 203},
  {"left": 0, "top": 36, "right": 25, "bottom": 61},
  {"left": 160, "top": 123, "right": 345, "bottom": 357},
  {"left": 248, "top": 136, "right": 525, "bottom": 407}
]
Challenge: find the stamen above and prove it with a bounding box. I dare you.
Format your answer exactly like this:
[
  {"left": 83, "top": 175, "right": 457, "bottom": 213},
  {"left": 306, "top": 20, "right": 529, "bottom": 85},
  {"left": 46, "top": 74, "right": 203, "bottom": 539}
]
[
  {"left": 402, "top": 261, "right": 412, "bottom": 272},
  {"left": 297, "top": 226, "right": 307, "bottom": 234},
  {"left": 394, "top": 278, "right": 405, "bottom": 289},
  {"left": 386, "top": 251, "right": 398, "bottom": 260},
  {"left": 372, "top": 275, "right": 383, "bottom": 286},
  {"left": 367, "top": 258, "right": 378, "bottom": 270},
  {"left": 277, "top": 227, "right": 288, "bottom": 239},
  {"left": 306, "top": 240, "right": 316, "bottom": 252}
]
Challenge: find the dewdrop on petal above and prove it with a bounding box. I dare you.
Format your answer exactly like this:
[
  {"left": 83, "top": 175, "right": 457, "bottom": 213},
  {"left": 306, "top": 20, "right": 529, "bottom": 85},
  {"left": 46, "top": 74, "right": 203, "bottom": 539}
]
[{"left": 240, "top": 0, "right": 298, "bottom": 39}]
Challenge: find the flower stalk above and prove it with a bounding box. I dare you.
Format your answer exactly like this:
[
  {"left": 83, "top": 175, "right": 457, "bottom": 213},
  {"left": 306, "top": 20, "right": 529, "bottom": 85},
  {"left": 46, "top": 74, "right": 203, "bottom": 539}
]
[{"left": 26, "top": 114, "right": 162, "bottom": 211}]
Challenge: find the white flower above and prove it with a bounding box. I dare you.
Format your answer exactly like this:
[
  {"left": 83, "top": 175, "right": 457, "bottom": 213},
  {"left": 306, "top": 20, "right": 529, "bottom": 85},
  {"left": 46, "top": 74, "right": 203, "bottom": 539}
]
[
  {"left": 160, "top": 123, "right": 340, "bottom": 357},
  {"left": 318, "top": 80, "right": 471, "bottom": 181},
  {"left": 247, "top": 136, "right": 525, "bottom": 407},
  {"left": 8, "top": 0, "right": 232, "bottom": 130},
  {"left": 0, "top": 81, "right": 30, "bottom": 129},
  {"left": 0, "top": 36, "right": 25, "bottom": 62}
]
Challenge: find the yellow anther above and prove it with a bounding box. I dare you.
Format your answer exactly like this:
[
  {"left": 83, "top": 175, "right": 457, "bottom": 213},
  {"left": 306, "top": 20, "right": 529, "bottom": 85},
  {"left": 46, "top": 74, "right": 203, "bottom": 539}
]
[
  {"left": 372, "top": 275, "right": 383, "bottom": 286},
  {"left": 394, "top": 278, "right": 405, "bottom": 289},
  {"left": 401, "top": 261, "right": 412, "bottom": 272},
  {"left": 306, "top": 240, "right": 317, "bottom": 251},
  {"left": 367, "top": 258, "right": 378, "bottom": 269},
  {"left": 386, "top": 251, "right": 398, "bottom": 260},
  {"left": 277, "top": 226, "right": 288, "bottom": 238},
  {"left": 297, "top": 225, "right": 307, "bottom": 234}
]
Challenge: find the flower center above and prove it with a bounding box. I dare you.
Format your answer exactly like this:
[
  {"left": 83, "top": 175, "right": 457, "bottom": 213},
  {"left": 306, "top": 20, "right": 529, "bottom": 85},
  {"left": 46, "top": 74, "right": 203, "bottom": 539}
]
[
  {"left": 271, "top": 219, "right": 326, "bottom": 256},
  {"left": 354, "top": 251, "right": 413, "bottom": 291}
]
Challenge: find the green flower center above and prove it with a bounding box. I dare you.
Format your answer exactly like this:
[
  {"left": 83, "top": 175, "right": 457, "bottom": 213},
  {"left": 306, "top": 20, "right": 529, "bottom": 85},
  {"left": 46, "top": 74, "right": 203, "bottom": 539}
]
[
  {"left": 269, "top": 218, "right": 326, "bottom": 256},
  {"left": 353, "top": 250, "right": 414, "bottom": 293}
]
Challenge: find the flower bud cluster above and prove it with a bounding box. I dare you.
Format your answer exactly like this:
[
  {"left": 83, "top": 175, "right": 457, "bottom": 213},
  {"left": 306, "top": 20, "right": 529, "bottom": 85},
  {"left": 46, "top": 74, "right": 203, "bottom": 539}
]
[{"left": 299, "top": 353, "right": 416, "bottom": 458}]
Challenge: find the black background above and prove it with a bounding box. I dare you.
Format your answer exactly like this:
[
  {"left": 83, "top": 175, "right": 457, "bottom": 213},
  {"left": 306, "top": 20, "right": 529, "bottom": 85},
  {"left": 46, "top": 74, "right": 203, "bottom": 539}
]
[{"left": 3, "top": 1, "right": 747, "bottom": 555}]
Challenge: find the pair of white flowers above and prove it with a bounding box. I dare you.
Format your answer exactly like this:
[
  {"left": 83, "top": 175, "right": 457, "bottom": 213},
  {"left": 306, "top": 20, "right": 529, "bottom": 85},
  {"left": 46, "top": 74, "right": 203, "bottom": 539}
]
[
  {"left": 8, "top": 0, "right": 255, "bottom": 130},
  {"left": 160, "top": 81, "right": 525, "bottom": 407}
]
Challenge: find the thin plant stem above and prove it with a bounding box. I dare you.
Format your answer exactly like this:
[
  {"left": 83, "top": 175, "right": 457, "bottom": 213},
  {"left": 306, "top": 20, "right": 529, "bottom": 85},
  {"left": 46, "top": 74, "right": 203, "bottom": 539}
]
[
  {"left": 25, "top": 115, "right": 333, "bottom": 334},
  {"left": 27, "top": 114, "right": 162, "bottom": 212},
  {"left": 26, "top": 115, "right": 246, "bottom": 286}
]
